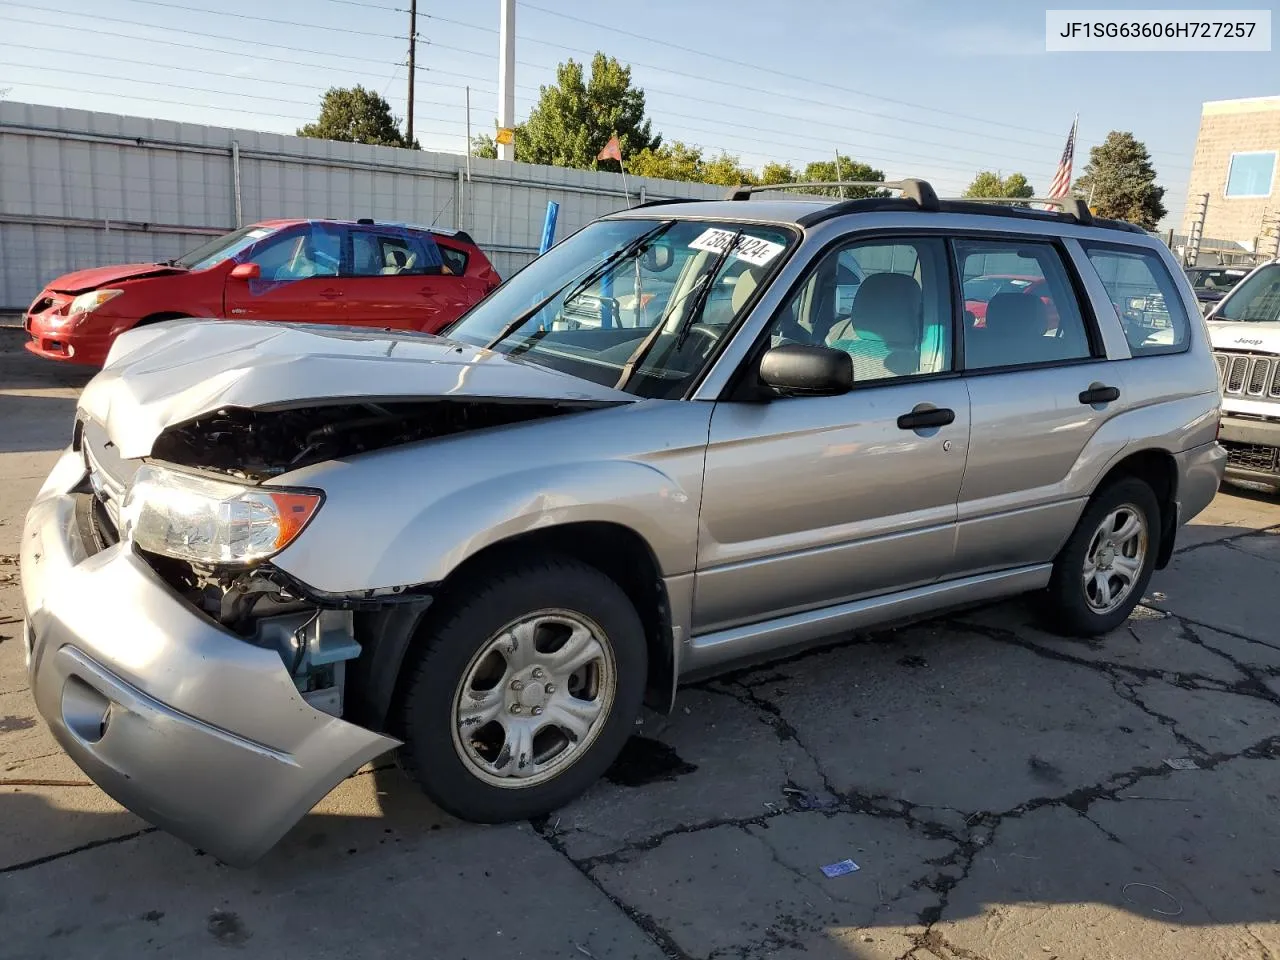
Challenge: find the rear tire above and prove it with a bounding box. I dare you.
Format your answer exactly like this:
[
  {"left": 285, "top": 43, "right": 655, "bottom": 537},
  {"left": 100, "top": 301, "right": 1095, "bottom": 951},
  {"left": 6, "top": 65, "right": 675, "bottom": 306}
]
[
  {"left": 1042, "top": 477, "right": 1160, "bottom": 636},
  {"left": 395, "top": 555, "right": 647, "bottom": 823}
]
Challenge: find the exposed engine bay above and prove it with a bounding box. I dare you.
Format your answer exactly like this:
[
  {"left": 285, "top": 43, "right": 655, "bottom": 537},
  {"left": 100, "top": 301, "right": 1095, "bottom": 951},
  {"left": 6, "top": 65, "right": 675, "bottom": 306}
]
[
  {"left": 84, "top": 396, "right": 612, "bottom": 719},
  {"left": 149, "top": 397, "right": 606, "bottom": 481}
]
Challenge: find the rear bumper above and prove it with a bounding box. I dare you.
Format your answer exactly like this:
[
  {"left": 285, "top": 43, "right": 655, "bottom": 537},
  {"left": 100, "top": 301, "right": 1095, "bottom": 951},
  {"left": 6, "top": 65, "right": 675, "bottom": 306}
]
[
  {"left": 1175, "top": 439, "right": 1227, "bottom": 525},
  {"left": 21, "top": 450, "right": 398, "bottom": 865}
]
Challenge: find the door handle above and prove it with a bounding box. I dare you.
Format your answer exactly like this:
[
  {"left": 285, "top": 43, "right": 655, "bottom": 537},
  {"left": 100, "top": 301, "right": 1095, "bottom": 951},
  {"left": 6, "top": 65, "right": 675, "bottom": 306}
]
[
  {"left": 897, "top": 405, "right": 956, "bottom": 430},
  {"left": 319, "top": 288, "right": 342, "bottom": 300},
  {"left": 1078, "top": 384, "right": 1120, "bottom": 405}
]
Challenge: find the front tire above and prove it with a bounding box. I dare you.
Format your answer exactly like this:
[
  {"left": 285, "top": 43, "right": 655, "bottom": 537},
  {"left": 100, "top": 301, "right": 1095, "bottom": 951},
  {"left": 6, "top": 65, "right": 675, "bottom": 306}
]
[
  {"left": 395, "top": 555, "right": 647, "bottom": 822},
  {"left": 1043, "top": 477, "right": 1161, "bottom": 636}
]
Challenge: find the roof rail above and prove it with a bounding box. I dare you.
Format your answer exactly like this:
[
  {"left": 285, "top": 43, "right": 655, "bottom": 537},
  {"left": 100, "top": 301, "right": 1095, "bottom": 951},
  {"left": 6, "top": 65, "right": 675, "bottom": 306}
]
[
  {"left": 727, "top": 178, "right": 940, "bottom": 211},
  {"left": 941, "top": 195, "right": 1095, "bottom": 225},
  {"left": 626, "top": 196, "right": 703, "bottom": 210}
]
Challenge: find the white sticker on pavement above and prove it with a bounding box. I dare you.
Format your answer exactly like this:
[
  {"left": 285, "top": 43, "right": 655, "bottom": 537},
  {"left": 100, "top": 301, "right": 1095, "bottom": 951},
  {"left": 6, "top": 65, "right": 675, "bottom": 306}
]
[{"left": 689, "top": 228, "right": 785, "bottom": 266}]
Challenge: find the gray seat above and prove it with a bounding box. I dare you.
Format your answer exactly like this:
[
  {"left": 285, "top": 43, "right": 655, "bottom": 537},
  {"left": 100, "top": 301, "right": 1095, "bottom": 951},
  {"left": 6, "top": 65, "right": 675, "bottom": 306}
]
[
  {"left": 825, "top": 272, "right": 923, "bottom": 380},
  {"left": 970, "top": 292, "right": 1051, "bottom": 368}
]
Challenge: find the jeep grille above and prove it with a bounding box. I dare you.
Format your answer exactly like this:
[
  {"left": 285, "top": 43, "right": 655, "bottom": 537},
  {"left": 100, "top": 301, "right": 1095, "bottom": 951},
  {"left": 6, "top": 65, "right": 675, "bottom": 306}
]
[{"left": 1214, "top": 350, "right": 1280, "bottom": 399}]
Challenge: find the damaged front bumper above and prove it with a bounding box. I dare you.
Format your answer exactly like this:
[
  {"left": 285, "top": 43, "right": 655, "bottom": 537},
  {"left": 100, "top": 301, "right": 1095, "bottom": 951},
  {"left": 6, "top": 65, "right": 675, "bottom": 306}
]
[{"left": 20, "top": 449, "right": 400, "bottom": 866}]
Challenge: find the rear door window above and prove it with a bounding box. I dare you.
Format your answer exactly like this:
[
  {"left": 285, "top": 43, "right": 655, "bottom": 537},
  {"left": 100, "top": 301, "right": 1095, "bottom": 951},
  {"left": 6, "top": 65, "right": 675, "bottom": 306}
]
[
  {"left": 953, "top": 238, "right": 1093, "bottom": 370},
  {"left": 1082, "top": 243, "right": 1191, "bottom": 355},
  {"left": 349, "top": 231, "right": 443, "bottom": 277}
]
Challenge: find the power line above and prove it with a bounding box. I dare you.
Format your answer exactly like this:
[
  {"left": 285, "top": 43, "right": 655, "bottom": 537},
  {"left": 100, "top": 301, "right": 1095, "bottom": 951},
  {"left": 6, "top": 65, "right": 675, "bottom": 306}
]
[
  {"left": 0, "top": 80, "right": 466, "bottom": 132},
  {"left": 421, "top": 39, "right": 1068, "bottom": 175},
  {"left": 0, "top": 59, "right": 467, "bottom": 115},
  {"left": 517, "top": 3, "right": 1073, "bottom": 143},
  {"left": 11, "top": 0, "right": 1072, "bottom": 161},
  {"left": 109, "top": 0, "right": 405, "bottom": 40},
  {"left": 425, "top": 7, "right": 1189, "bottom": 170},
  {"left": 0, "top": 2, "right": 401, "bottom": 67},
  {"left": 0, "top": 42, "right": 383, "bottom": 96}
]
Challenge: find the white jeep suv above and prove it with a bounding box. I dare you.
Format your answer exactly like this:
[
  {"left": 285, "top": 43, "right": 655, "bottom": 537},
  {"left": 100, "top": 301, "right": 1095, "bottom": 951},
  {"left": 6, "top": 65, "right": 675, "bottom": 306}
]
[{"left": 1206, "top": 261, "right": 1280, "bottom": 487}]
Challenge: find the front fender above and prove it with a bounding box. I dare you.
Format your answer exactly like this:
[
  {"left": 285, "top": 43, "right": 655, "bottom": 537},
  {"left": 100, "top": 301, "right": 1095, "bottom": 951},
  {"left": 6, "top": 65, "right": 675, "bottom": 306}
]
[
  {"left": 375, "top": 458, "right": 699, "bottom": 587},
  {"left": 268, "top": 401, "right": 711, "bottom": 594}
]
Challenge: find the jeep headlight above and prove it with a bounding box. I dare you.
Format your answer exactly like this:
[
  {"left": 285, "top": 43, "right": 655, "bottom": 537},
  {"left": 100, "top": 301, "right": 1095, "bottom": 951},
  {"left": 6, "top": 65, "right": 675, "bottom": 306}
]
[{"left": 121, "top": 465, "right": 322, "bottom": 565}]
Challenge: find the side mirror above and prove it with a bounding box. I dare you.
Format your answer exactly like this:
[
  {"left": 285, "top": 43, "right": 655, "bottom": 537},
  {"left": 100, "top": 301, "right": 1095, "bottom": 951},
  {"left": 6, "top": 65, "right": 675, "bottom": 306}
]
[
  {"left": 759, "top": 344, "right": 853, "bottom": 396},
  {"left": 641, "top": 243, "right": 674, "bottom": 273},
  {"left": 229, "top": 262, "right": 261, "bottom": 280}
]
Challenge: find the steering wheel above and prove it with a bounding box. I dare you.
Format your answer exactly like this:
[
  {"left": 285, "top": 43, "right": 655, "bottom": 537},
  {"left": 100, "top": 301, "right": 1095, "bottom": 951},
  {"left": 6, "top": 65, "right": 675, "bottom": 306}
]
[{"left": 680, "top": 323, "right": 723, "bottom": 358}]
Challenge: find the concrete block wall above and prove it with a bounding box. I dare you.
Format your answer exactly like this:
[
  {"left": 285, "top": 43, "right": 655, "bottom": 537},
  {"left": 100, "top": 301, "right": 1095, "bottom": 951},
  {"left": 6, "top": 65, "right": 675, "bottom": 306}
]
[
  {"left": 1182, "top": 96, "right": 1280, "bottom": 250},
  {"left": 0, "top": 101, "right": 724, "bottom": 309}
]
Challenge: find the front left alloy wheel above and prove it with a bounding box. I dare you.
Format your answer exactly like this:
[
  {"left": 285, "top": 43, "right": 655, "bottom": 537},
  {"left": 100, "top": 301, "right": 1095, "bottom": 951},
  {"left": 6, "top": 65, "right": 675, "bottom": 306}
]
[{"left": 395, "top": 555, "right": 647, "bottom": 822}]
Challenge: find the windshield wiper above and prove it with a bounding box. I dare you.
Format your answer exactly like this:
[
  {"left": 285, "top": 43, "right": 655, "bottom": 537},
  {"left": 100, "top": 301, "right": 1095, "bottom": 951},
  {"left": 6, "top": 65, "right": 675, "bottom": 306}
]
[
  {"left": 673, "top": 229, "right": 742, "bottom": 351},
  {"left": 614, "top": 230, "right": 743, "bottom": 390},
  {"left": 484, "top": 220, "right": 675, "bottom": 350}
]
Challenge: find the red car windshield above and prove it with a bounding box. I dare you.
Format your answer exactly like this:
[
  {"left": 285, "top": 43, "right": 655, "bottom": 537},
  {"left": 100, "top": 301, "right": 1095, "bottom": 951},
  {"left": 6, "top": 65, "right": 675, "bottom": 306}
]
[{"left": 174, "top": 224, "right": 280, "bottom": 270}]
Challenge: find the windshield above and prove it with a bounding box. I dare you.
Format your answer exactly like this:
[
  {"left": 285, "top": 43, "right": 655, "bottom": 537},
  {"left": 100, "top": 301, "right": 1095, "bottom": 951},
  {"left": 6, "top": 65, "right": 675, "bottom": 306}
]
[
  {"left": 175, "top": 225, "right": 280, "bottom": 270},
  {"left": 1187, "top": 268, "right": 1246, "bottom": 292},
  {"left": 446, "top": 218, "right": 797, "bottom": 398},
  {"left": 1216, "top": 264, "right": 1280, "bottom": 322}
]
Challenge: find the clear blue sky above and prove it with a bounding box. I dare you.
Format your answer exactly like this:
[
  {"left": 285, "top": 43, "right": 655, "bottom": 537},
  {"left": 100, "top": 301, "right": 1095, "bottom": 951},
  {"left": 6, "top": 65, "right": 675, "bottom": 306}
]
[{"left": 3, "top": 0, "right": 1279, "bottom": 226}]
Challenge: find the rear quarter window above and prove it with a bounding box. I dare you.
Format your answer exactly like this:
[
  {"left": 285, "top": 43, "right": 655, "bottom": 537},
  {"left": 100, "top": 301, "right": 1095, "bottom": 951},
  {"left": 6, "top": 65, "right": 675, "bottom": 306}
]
[
  {"left": 1082, "top": 243, "right": 1191, "bottom": 357},
  {"left": 437, "top": 241, "right": 469, "bottom": 276}
]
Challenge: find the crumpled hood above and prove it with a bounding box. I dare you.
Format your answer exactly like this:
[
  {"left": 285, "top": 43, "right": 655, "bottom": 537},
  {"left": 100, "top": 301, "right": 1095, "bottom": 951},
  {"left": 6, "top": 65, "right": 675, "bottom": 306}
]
[
  {"left": 48, "top": 262, "right": 187, "bottom": 293},
  {"left": 80, "top": 319, "right": 635, "bottom": 459},
  {"left": 1208, "top": 320, "right": 1280, "bottom": 355}
]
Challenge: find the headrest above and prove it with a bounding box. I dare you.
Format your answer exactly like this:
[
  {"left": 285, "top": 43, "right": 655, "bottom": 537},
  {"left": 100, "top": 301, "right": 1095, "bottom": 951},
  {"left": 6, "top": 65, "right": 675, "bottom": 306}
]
[
  {"left": 849, "top": 272, "right": 922, "bottom": 346},
  {"left": 731, "top": 269, "right": 759, "bottom": 313},
  {"left": 985, "top": 292, "right": 1048, "bottom": 339}
]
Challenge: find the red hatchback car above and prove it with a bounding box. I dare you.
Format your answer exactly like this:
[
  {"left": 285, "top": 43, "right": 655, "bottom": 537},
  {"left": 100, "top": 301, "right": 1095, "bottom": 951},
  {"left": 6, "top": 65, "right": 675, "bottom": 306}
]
[{"left": 24, "top": 218, "right": 501, "bottom": 366}]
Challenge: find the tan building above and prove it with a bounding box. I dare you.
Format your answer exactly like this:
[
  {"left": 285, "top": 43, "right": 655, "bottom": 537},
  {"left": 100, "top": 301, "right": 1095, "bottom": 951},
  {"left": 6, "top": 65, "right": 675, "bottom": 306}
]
[{"left": 1183, "top": 95, "right": 1280, "bottom": 255}]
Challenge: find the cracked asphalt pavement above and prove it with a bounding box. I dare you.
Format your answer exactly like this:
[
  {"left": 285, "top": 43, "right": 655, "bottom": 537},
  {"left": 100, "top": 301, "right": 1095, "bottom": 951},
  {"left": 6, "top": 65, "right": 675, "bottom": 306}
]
[{"left": 2, "top": 331, "right": 1279, "bottom": 960}]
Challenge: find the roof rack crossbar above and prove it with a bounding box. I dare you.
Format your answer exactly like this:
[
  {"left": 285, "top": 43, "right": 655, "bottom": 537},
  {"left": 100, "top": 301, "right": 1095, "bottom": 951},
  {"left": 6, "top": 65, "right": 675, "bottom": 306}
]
[{"left": 728, "top": 178, "right": 939, "bottom": 212}]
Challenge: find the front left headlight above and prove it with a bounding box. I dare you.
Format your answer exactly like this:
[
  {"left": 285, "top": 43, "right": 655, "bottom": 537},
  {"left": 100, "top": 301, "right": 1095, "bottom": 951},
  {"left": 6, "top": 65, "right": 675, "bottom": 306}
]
[
  {"left": 69, "top": 289, "right": 124, "bottom": 315},
  {"left": 121, "top": 465, "right": 323, "bottom": 566}
]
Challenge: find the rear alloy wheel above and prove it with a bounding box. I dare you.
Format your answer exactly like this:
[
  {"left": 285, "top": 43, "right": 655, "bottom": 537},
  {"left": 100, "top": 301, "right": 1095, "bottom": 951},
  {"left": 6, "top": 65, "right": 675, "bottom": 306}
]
[
  {"left": 1044, "top": 477, "right": 1160, "bottom": 636},
  {"left": 396, "top": 556, "right": 646, "bottom": 822},
  {"left": 1081, "top": 505, "right": 1148, "bottom": 615}
]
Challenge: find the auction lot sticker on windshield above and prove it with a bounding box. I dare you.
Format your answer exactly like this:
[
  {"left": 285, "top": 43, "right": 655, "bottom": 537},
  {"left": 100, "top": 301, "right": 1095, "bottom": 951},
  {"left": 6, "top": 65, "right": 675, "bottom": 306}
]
[{"left": 689, "top": 228, "right": 785, "bottom": 266}]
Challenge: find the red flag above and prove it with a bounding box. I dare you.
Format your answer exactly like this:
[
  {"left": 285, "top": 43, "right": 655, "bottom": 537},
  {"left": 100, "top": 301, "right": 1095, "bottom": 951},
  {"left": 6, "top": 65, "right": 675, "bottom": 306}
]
[{"left": 597, "top": 135, "right": 622, "bottom": 164}]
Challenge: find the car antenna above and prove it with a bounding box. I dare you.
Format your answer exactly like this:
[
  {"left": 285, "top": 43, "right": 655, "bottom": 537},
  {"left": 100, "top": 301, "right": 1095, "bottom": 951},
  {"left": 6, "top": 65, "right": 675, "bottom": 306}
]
[{"left": 430, "top": 194, "right": 455, "bottom": 227}]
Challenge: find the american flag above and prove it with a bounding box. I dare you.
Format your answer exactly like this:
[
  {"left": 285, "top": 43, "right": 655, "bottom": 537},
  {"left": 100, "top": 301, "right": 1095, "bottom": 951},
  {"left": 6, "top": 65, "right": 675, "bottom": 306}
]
[{"left": 1046, "top": 116, "right": 1078, "bottom": 200}]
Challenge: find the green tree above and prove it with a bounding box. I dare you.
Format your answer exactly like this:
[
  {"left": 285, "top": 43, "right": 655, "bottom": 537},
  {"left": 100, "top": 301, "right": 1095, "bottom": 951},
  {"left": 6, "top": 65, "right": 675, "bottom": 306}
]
[
  {"left": 629, "top": 142, "right": 756, "bottom": 186},
  {"left": 963, "top": 171, "right": 1035, "bottom": 199},
  {"left": 297, "top": 86, "right": 418, "bottom": 148},
  {"left": 701, "top": 151, "right": 757, "bottom": 187},
  {"left": 1073, "top": 131, "right": 1167, "bottom": 229},
  {"left": 758, "top": 162, "right": 799, "bottom": 185},
  {"left": 794, "top": 156, "right": 887, "bottom": 197},
  {"left": 470, "top": 133, "right": 497, "bottom": 159},
  {"left": 515, "top": 53, "right": 660, "bottom": 168},
  {"left": 629, "top": 141, "right": 704, "bottom": 181}
]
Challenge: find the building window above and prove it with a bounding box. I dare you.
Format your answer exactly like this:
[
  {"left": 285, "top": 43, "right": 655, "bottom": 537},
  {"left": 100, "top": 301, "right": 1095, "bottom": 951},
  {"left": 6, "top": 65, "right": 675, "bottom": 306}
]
[{"left": 1224, "top": 151, "right": 1277, "bottom": 198}]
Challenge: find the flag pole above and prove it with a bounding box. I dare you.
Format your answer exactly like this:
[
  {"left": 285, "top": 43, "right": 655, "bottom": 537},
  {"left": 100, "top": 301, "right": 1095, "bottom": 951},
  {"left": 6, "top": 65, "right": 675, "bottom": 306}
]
[{"left": 619, "top": 156, "right": 632, "bottom": 208}]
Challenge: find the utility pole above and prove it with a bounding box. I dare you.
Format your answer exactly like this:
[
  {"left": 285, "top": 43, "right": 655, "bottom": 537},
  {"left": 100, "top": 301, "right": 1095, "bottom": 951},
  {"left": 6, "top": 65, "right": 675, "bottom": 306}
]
[
  {"left": 497, "top": 0, "right": 515, "bottom": 161},
  {"left": 406, "top": 0, "right": 417, "bottom": 145}
]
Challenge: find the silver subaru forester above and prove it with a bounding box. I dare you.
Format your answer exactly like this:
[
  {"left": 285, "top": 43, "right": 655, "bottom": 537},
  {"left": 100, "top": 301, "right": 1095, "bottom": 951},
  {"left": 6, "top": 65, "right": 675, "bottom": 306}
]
[{"left": 21, "top": 181, "right": 1226, "bottom": 864}]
